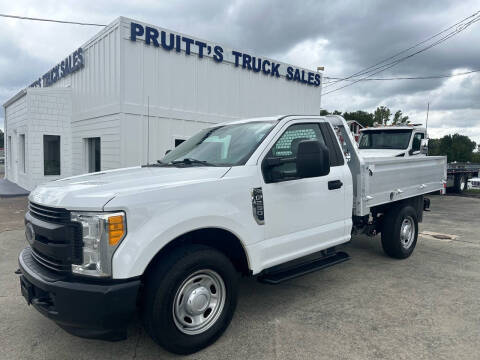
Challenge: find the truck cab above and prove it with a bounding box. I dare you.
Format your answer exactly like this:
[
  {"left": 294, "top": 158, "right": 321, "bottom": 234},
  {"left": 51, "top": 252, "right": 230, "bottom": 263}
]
[{"left": 358, "top": 125, "right": 427, "bottom": 158}]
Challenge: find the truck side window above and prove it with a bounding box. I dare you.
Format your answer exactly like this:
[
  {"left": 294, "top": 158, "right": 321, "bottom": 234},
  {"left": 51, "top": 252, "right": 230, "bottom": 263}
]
[
  {"left": 263, "top": 123, "right": 326, "bottom": 182},
  {"left": 412, "top": 133, "right": 424, "bottom": 152},
  {"left": 271, "top": 123, "right": 325, "bottom": 158}
]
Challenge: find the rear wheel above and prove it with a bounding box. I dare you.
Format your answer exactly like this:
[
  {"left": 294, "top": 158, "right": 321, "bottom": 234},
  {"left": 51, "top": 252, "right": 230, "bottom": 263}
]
[
  {"left": 142, "top": 245, "right": 238, "bottom": 354},
  {"left": 454, "top": 175, "right": 466, "bottom": 193},
  {"left": 381, "top": 205, "right": 418, "bottom": 259}
]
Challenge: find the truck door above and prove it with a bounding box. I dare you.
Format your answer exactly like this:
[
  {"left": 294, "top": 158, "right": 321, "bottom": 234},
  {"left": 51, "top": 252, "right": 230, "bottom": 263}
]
[{"left": 258, "top": 120, "right": 350, "bottom": 268}]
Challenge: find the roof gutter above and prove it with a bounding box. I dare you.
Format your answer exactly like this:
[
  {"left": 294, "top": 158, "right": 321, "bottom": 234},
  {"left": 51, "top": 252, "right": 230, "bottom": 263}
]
[{"left": 3, "top": 88, "right": 27, "bottom": 108}]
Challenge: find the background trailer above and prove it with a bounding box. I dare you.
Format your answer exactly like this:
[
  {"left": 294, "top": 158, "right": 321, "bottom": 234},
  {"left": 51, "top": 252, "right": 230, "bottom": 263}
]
[{"left": 3, "top": 17, "right": 323, "bottom": 191}]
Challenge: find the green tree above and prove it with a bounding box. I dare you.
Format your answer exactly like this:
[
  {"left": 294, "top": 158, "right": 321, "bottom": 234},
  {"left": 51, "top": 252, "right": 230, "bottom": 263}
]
[
  {"left": 472, "top": 152, "right": 480, "bottom": 163},
  {"left": 373, "top": 106, "right": 391, "bottom": 125},
  {"left": 319, "top": 109, "right": 330, "bottom": 116},
  {"left": 428, "top": 133, "right": 476, "bottom": 162},
  {"left": 343, "top": 110, "right": 375, "bottom": 128},
  {"left": 0, "top": 128, "right": 3, "bottom": 148},
  {"left": 392, "top": 110, "right": 410, "bottom": 125}
]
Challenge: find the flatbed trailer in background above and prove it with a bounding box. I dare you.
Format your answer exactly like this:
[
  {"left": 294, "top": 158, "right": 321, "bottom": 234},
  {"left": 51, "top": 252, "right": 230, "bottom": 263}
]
[{"left": 447, "top": 163, "right": 480, "bottom": 193}]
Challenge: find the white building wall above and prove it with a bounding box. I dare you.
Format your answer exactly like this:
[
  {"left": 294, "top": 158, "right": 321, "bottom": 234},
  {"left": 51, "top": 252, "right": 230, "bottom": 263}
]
[
  {"left": 72, "top": 114, "right": 121, "bottom": 174},
  {"left": 51, "top": 20, "right": 122, "bottom": 119},
  {"left": 25, "top": 88, "right": 72, "bottom": 190},
  {"left": 4, "top": 93, "right": 27, "bottom": 186},
  {"left": 118, "top": 16, "right": 323, "bottom": 164},
  {"left": 120, "top": 17, "right": 321, "bottom": 122},
  {"left": 4, "top": 88, "right": 72, "bottom": 190},
  {"left": 48, "top": 19, "right": 123, "bottom": 176}
]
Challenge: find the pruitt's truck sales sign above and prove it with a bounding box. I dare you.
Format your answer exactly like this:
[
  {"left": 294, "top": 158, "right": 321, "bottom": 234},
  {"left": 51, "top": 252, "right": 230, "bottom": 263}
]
[{"left": 130, "top": 22, "right": 321, "bottom": 88}]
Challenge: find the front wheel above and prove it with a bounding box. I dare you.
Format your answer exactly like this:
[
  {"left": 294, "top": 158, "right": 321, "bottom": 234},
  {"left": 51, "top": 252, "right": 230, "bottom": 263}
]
[
  {"left": 381, "top": 205, "right": 419, "bottom": 259},
  {"left": 142, "top": 245, "right": 238, "bottom": 354}
]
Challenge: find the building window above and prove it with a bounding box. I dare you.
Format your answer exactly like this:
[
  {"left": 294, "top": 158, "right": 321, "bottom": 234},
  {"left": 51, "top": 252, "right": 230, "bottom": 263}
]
[
  {"left": 85, "top": 137, "right": 101, "bottom": 173},
  {"left": 19, "top": 134, "right": 26, "bottom": 173},
  {"left": 175, "top": 138, "right": 186, "bottom": 147},
  {"left": 43, "top": 135, "right": 61, "bottom": 175}
]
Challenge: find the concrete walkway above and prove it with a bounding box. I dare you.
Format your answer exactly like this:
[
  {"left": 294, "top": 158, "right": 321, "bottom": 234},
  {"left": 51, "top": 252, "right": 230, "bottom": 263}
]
[{"left": 0, "top": 179, "right": 29, "bottom": 198}]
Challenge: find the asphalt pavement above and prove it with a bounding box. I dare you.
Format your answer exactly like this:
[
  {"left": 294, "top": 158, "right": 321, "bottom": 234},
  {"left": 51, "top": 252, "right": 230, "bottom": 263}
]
[{"left": 0, "top": 194, "right": 479, "bottom": 359}]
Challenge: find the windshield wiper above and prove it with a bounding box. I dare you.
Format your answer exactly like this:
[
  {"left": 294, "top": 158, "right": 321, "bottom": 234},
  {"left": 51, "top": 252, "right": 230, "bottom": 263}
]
[{"left": 170, "top": 158, "right": 217, "bottom": 166}]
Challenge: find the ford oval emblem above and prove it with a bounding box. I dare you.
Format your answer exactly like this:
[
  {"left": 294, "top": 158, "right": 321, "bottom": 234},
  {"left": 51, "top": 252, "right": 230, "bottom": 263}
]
[{"left": 25, "top": 223, "right": 35, "bottom": 245}]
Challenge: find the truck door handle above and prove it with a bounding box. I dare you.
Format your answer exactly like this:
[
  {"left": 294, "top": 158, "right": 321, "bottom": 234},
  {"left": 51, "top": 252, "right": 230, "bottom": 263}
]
[{"left": 328, "top": 180, "right": 343, "bottom": 190}]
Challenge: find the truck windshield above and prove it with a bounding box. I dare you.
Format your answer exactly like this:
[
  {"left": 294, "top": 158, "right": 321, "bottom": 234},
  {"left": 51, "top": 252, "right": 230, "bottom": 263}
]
[
  {"left": 160, "top": 121, "right": 276, "bottom": 166},
  {"left": 358, "top": 129, "right": 412, "bottom": 150}
]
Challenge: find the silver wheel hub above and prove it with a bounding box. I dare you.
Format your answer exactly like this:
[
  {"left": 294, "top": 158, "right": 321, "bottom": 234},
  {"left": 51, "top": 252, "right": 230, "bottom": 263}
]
[
  {"left": 400, "top": 216, "right": 415, "bottom": 249},
  {"left": 186, "top": 287, "right": 210, "bottom": 315},
  {"left": 173, "top": 269, "right": 226, "bottom": 335}
]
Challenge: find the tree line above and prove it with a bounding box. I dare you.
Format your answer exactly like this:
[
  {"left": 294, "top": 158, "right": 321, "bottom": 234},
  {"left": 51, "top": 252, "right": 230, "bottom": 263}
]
[
  {"left": 320, "top": 106, "right": 409, "bottom": 128},
  {"left": 321, "top": 106, "right": 480, "bottom": 163},
  {"left": 429, "top": 134, "right": 480, "bottom": 163}
]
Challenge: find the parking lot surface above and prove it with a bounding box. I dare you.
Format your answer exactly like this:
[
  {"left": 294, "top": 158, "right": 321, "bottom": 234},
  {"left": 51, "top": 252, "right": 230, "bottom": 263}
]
[{"left": 1, "top": 195, "right": 479, "bottom": 359}]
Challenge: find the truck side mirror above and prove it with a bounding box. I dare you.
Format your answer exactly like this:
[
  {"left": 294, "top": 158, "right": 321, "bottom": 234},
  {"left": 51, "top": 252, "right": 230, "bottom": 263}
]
[
  {"left": 296, "top": 140, "right": 330, "bottom": 178},
  {"left": 420, "top": 139, "right": 428, "bottom": 155}
]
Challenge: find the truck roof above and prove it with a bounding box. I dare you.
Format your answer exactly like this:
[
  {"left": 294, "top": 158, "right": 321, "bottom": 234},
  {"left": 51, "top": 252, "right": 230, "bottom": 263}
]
[
  {"left": 360, "top": 126, "right": 426, "bottom": 132},
  {"left": 217, "top": 115, "right": 324, "bottom": 127},
  {"left": 217, "top": 115, "right": 283, "bottom": 127}
]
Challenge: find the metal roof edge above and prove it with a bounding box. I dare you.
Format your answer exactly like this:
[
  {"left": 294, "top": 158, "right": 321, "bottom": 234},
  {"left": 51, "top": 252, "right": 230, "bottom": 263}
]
[{"left": 3, "top": 88, "right": 27, "bottom": 108}]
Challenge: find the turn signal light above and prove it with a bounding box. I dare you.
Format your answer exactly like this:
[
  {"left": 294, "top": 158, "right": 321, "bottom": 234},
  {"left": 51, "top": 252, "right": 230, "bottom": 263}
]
[{"left": 108, "top": 215, "right": 125, "bottom": 246}]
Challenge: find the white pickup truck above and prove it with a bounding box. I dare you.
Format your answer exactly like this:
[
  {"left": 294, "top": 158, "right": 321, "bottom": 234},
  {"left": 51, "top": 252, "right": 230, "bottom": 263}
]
[{"left": 18, "top": 115, "right": 446, "bottom": 354}]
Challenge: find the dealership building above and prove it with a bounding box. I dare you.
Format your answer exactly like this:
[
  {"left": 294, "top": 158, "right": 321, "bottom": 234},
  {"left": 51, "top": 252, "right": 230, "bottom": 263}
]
[{"left": 3, "top": 17, "right": 322, "bottom": 191}]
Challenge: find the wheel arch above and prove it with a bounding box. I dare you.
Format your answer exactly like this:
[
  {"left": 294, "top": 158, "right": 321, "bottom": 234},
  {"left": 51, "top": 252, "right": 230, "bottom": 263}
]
[{"left": 143, "top": 227, "right": 252, "bottom": 279}]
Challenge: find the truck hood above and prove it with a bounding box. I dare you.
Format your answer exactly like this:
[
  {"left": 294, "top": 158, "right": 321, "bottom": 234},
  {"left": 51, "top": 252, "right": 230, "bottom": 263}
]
[
  {"left": 358, "top": 149, "right": 406, "bottom": 158},
  {"left": 29, "top": 166, "right": 230, "bottom": 210}
]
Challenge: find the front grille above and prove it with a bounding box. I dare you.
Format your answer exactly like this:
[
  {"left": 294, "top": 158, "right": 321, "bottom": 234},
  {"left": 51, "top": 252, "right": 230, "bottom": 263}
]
[
  {"left": 27, "top": 202, "right": 83, "bottom": 273},
  {"left": 31, "top": 248, "right": 71, "bottom": 273},
  {"left": 29, "top": 202, "right": 71, "bottom": 224}
]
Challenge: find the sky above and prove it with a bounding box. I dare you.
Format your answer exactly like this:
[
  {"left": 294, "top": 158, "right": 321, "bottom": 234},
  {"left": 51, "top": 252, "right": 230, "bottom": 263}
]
[{"left": 0, "top": 0, "right": 479, "bottom": 143}]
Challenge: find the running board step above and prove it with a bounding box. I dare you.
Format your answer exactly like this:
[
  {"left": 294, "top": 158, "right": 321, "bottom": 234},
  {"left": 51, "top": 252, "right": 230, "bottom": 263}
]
[{"left": 258, "top": 251, "right": 350, "bottom": 284}]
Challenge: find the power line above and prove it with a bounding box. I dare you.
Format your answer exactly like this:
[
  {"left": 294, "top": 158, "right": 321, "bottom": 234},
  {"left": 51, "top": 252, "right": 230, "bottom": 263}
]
[
  {"left": 323, "top": 12, "right": 480, "bottom": 96},
  {"left": 323, "top": 10, "right": 480, "bottom": 90},
  {"left": 0, "top": 13, "right": 106, "bottom": 26},
  {"left": 323, "top": 69, "right": 480, "bottom": 82}
]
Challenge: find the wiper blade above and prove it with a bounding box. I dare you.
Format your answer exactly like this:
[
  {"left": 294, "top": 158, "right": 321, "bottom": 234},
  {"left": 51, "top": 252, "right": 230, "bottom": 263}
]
[
  {"left": 170, "top": 158, "right": 217, "bottom": 166},
  {"left": 142, "top": 160, "right": 171, "bottom": 167}
]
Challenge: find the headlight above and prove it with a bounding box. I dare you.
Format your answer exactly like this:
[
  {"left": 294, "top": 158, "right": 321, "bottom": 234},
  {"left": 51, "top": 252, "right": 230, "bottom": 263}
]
[{"left": 70, "top": 211, "right": 126, "bottom": 277}]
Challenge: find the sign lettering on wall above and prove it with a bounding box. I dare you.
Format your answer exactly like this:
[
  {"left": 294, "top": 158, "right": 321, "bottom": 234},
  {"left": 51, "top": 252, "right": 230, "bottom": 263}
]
[
  {"left": 30, "top": 47, "right": 84, "bottom": 88},
  {"left": 130, "top": 22, "right": 321, "bottom": 87}
]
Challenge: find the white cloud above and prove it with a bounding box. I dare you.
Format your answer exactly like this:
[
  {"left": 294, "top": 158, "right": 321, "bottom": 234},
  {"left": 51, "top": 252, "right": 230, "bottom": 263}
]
[{"left": 0, "top": 0, "right": 479, "bottom": 144}]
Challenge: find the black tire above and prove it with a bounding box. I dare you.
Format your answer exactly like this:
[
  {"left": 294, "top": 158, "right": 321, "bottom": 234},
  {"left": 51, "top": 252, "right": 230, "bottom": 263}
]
[
  {"left": 381, "top": 205, "right": 418, "bottom": 259},
  {"left": 454, "top": 175, "right": 466, "bottom": 193},
  {"left": 142, "top": 245, "right": 238, "bottom": 355}
]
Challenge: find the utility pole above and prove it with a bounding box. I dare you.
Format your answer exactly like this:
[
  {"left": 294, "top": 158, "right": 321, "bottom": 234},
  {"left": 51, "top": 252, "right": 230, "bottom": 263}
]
[
  {"left": 426, "top": 102, "right": 430, "bottom": 134},
  {"left": 317, "top": 66, "right": 324, "bottom": 115}
]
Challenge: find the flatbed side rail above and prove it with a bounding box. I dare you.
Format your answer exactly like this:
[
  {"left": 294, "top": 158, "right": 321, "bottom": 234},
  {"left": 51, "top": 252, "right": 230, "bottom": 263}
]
[{"left": 324, "top": 115, "right": 447, "bottom": 217}]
